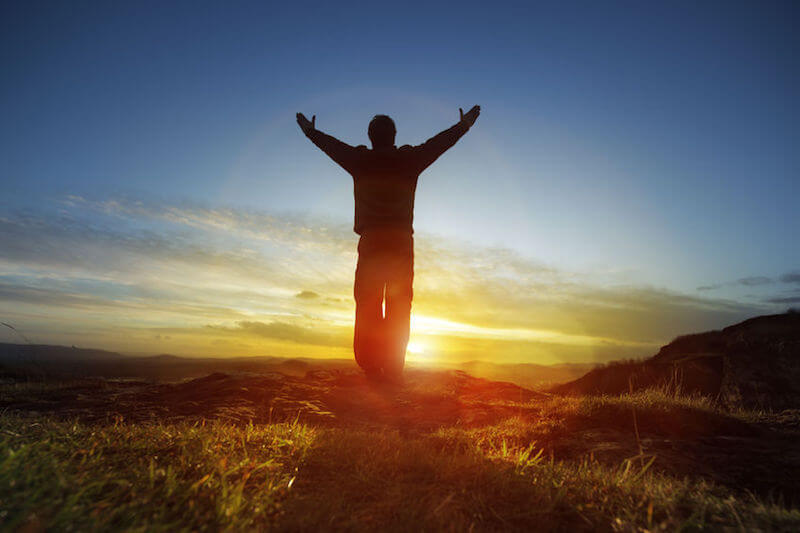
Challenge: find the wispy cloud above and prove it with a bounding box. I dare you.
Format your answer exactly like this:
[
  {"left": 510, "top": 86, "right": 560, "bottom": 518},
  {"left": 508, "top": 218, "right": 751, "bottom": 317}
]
[
  {"left": 295, "top": 290, "right": 320, "bottom": 299},
  {"left": 0, "top": 196, "right": 776, "bottom": 364},
  {"left": 205, "top": 320, "right": 351, "bottom": 348},
  {"left": 737, "top": 276, "right": 773, "bottom": 287},
  {"left": 697, "top": 276, "right": 774, "bottom": 291},
  {"left": 766, "top": 296, "right": 800, "bottom": 304},
  {"left": 780, "top": 272, "right": 800, "bottom": 284}
]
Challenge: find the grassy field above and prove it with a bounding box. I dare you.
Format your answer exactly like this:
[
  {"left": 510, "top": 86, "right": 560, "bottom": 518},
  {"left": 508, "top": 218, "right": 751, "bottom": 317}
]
[{"left": 1, "top": 374, "right": 799, "bottom": 531}]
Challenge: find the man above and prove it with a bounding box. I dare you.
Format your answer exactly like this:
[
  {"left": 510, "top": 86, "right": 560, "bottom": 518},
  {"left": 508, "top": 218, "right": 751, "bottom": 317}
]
[{"left": 296, "top": 105, "right": 480, "bottom": 381}]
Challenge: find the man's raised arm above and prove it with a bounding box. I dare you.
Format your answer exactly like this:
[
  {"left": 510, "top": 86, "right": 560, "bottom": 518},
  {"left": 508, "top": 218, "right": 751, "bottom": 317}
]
[
  {"left": 413, "top": 105, "right": 480, "bottom": 172},
  {"left": 296, "top": 112, "right": 359, "bottom": 174}
]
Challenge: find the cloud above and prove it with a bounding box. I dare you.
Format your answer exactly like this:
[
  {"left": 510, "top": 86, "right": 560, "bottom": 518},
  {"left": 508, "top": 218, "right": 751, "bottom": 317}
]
[
  {"left": 766, "top": 297, "right": 800, "bottom": 304},
  {"left": 62, "top": 195, "right": 356, "bottom": 255},
  {"left": 0, "top": 211, "right": 281, "bottom": 283},
  {"left": 696, "top": 276, "right": 774, "bottom": 291},
  {"left": 0, "top": 280, "right": 250, "bottom": 321},
  {"left": 206, "top": 320, "right": 350, "bottom": 348},
  {"left": 780, "top": 272, "right": 800, "bottom": 284},
  {"left": 0, "top": 196, "right": 775, "bottom": 363},
  {"left": 736, "top": 276, "right": 773, "bottom": 287},
  {"left": 296, "top": 290, "right": 320, "bottom": 299}
]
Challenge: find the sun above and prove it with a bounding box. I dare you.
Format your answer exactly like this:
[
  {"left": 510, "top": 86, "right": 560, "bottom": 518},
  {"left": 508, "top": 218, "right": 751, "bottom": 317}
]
[{"left": 406, "top": 342, "right": 425, "bottom": 355}]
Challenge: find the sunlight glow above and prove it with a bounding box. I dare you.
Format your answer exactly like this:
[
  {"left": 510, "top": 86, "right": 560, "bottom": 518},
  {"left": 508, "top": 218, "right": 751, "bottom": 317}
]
[
  {"left": 410, "top": 313, "right": 650, "bottom": 347},
  {"left": 406, "top": 342, "right": 424, "bottom": 354}
]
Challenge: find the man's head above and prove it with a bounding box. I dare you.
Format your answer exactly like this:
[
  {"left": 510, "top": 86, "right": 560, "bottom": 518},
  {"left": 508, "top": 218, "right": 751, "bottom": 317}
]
[{"left": 368, "top": 115, "right": 396, "bottom": 148}]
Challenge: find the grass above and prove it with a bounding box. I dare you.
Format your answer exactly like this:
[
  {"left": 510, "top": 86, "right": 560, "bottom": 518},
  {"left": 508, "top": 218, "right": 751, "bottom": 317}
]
[
  {"left": 2, "top": 384, "right": 799, "bottom": 532},
  {"left": 0, "top": 415, "right": 313, "bottom": 531}
]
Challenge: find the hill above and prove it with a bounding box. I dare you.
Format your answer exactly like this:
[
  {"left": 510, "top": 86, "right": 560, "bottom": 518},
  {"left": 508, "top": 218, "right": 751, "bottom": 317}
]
[
  {"left": 2, "top": 367, "right": 799, "bottom": 530},
  {"left": 3, "top": 316, "right": 800, "bottom": 529},
  {"left": 0, "top": 343, "right": 124, "bottom": 362},
  {"left": 552, "top": 312, "right": 800, "bottom": 410}
]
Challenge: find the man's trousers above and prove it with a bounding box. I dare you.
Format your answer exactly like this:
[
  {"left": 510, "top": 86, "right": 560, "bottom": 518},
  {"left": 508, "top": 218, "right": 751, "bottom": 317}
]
[{"left": 353, "top": 228, "right": 413, "bottom": 377}]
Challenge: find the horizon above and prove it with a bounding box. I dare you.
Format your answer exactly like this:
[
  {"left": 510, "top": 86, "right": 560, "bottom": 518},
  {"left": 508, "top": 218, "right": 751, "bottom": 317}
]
[
  {"left": 0, "top": 338, "right": 599, "bottom": 369},
  {"left": 3, "top": 310, "right": 789, "bottom": 367},
  {"left": 1, "top": 2, "right": 798, "bottom": 366}
]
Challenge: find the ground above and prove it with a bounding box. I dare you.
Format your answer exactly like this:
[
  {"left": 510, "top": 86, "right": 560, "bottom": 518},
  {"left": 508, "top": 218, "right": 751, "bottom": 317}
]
[{"left": 1, "top": 368, "right": 799, "bottom": 531}]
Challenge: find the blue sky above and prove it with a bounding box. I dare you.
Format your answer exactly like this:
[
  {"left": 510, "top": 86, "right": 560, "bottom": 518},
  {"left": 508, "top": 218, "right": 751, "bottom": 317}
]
[{"left": 0, "top": 1, "right": 797, "bottom": 361}]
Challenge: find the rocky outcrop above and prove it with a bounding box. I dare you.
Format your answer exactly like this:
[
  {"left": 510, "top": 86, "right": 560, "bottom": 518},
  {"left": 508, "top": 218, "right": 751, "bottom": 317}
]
[{"left": 553, "top": 313, "right": 800, "bottom": 410}]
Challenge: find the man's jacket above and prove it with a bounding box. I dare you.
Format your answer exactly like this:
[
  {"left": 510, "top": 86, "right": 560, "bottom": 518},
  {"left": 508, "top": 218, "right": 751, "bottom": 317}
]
[{"left": 305, "top": 122, "right": 469, "bottom": 234}]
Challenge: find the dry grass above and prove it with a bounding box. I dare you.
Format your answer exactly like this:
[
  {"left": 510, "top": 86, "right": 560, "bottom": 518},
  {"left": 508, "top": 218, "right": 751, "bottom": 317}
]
[{"left": 2, "top": 384, "right": 799, "bottom": 531}]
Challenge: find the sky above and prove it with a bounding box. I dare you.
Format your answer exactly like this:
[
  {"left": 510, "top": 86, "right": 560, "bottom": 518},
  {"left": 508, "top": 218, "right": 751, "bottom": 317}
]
[{"left": 0, "top": 1, "right": 798, "bottom": 365}]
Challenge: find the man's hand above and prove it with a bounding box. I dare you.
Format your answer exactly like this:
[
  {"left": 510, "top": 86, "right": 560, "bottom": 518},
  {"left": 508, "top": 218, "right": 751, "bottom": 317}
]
[
  {"left": 459, "top": 105, "right": 480, "bottom": 128},
  {"left": 296, "top": 112, "right": 316, "bottom": 135}
]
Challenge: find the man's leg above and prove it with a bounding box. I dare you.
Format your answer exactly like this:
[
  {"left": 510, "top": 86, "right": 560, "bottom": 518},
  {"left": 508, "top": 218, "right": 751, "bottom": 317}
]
[
  {"left": 353, "top": 235, "right": 386, "bottom": 376},
  {"left": 383, "top": 233, "right": 414, "bottom": 378}
]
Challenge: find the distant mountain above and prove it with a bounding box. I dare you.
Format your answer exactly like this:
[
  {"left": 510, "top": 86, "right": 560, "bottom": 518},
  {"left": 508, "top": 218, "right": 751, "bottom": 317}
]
[
  {"left": 455, "top": 360, "right": 596, "bottom": 390},
  {"left": 0, "top": 342, "right": 595, "bottom": 388},
  {"left": 0, "top": 343, "right": 124, "bottom": 362},
  {"left": 552, "top": 312, "right": 800, "bottom": 410},
  {"left": 0, "top": 343, "right": 354, "bottom": 381}
]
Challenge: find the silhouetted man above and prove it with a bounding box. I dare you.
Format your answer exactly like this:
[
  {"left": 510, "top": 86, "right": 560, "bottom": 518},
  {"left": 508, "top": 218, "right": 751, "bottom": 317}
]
[{"left": 297, "top": 105, "right": 480, "bottom": 381}]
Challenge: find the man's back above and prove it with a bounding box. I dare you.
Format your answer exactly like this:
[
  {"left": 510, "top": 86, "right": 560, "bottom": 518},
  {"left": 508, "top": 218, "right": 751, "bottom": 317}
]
[
  {"left": 350, "top": 145, "right": 420, "bottom": 234},
  {"left": 304, "top": 121, "right": 471, "bottom": 234}
]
